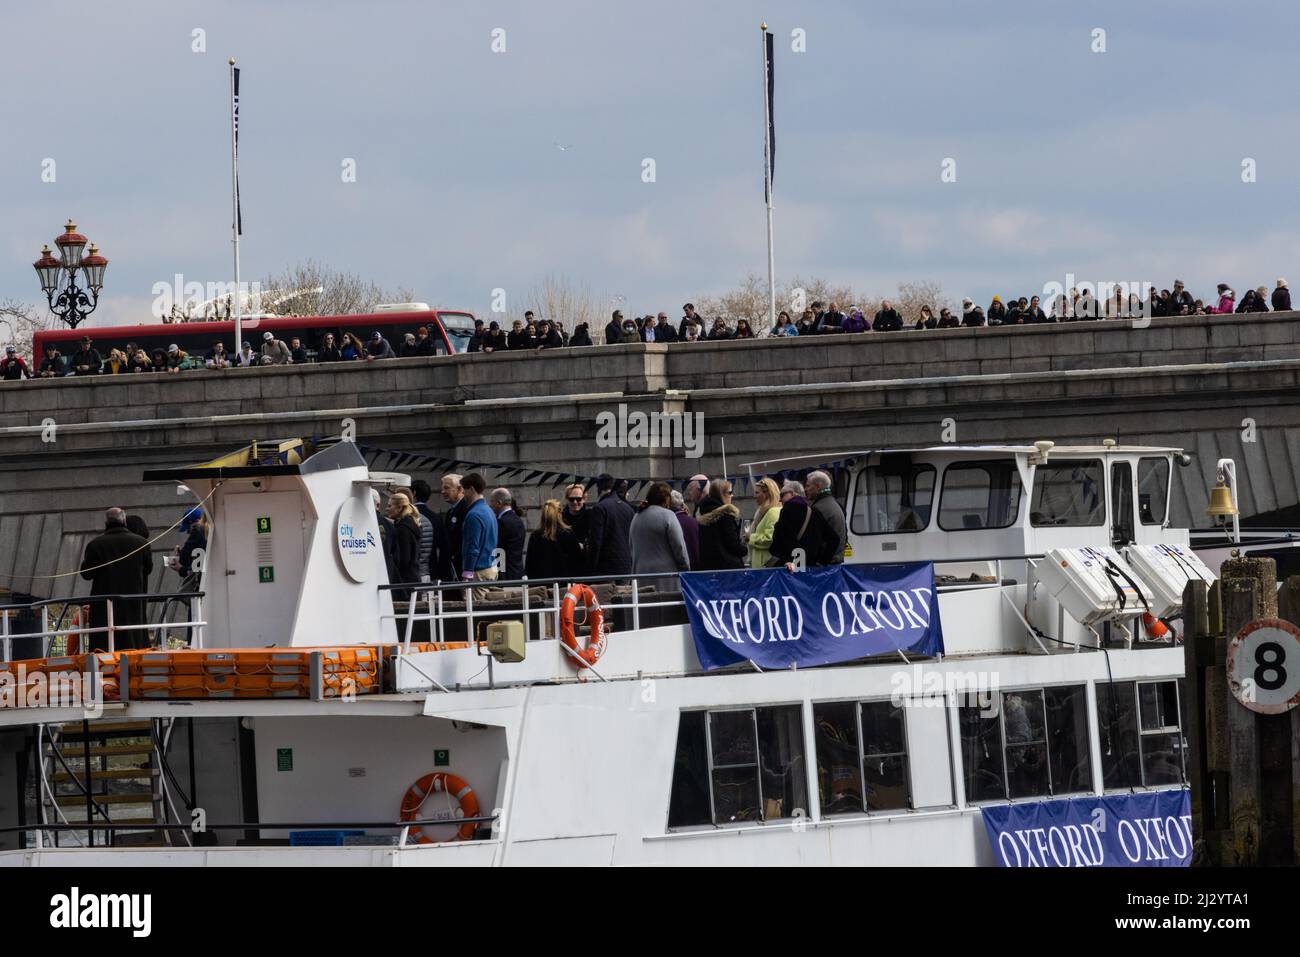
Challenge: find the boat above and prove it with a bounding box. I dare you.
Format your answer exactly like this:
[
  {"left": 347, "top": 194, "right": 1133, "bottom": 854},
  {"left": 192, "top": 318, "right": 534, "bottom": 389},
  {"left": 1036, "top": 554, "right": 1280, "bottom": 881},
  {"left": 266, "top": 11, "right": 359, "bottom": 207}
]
[{"left": 0, "top": 438, "right": 1208, "bottom": 866}]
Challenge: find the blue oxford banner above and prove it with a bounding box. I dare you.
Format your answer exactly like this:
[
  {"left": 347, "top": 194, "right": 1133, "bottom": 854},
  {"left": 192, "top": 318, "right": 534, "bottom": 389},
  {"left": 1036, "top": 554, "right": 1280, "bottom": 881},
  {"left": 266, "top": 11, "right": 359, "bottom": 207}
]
[
  {"left": 679, "top": 562, "right": 943, "bottom": 671},
  {"left": 981, "top": 790, "right": 1192, "bottom": 867}
]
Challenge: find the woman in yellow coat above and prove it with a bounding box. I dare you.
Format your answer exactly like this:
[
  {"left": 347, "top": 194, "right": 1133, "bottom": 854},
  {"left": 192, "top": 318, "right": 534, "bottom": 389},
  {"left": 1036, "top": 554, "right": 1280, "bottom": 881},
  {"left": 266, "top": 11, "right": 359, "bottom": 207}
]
[{"left": 745, "top": 478, "right": 783, "bottom": 568}]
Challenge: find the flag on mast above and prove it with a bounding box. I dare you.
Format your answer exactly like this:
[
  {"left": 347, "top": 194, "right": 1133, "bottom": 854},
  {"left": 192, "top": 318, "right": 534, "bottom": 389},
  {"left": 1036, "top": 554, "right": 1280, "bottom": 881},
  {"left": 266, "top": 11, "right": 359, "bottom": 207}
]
[
  {"left": 231, "top": 64, "right": 242, "bottom": 235},
  {"left": 763, "top": 27, "right": 775, "bottom": 201}
]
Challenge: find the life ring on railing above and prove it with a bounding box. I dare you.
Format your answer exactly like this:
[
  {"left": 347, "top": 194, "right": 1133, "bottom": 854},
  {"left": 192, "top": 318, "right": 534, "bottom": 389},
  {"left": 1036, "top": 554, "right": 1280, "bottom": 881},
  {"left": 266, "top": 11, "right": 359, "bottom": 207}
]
[
  {"left": 399, "top": 772, "right": 479, "bottom": 843},
  {"left": 560, "top": 583, "right": 607, "bottom": 668}
]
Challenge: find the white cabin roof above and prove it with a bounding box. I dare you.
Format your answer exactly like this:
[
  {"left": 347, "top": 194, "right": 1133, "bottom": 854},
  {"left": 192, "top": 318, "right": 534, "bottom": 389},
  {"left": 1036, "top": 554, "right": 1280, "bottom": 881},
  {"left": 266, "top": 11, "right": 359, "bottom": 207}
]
[{"left": 741, "top": 444, "right": 1185, "bottom": 471}]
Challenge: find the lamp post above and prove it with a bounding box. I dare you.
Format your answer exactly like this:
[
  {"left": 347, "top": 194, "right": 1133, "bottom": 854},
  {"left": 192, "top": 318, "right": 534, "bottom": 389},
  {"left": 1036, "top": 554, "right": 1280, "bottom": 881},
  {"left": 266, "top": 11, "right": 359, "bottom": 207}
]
[{"left": 33, "top": 220, "right": 108, "bottom": 329}]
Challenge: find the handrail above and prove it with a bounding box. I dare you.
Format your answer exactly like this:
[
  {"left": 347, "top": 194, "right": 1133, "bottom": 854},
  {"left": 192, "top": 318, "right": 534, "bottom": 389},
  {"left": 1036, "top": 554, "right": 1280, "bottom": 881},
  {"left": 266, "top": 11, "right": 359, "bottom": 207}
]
[
  {"left": 375, "top": 554, "right": 1045, "bottom": 596},
  {"left": 0, "top": 591, "right": 207, "bottom": 613},
  {"left": 0, "top": 814, "right": 499, "bottom": 835}
]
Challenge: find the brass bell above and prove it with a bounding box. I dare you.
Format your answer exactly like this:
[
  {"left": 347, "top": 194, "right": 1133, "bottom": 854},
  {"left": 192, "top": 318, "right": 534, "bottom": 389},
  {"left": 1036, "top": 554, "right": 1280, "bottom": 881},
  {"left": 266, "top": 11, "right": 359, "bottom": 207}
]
[{"left": 1206, "top": 479, "right": 1238, "bottom": 518}]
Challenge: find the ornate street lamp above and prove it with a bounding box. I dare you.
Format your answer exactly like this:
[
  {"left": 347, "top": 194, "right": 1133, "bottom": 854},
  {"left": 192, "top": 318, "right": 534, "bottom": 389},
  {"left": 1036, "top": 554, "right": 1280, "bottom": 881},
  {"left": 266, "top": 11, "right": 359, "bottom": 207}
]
[{"left": 33, "top": 219, "right": 108, "bottom": 328}]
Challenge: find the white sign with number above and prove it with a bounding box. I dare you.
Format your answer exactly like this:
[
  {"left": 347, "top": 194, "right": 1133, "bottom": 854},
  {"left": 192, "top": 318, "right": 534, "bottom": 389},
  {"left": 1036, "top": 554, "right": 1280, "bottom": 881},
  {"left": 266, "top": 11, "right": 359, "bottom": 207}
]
[{"left": 1227, "top": 618, "right": 1300, "bottom": 715}]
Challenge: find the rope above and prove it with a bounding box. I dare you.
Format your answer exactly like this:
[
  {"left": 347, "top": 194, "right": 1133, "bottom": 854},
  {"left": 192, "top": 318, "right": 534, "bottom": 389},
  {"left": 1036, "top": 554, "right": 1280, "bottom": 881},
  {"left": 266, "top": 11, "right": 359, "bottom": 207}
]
[{"left": 1, "top": 485, "right": 218, "bottom": 582}]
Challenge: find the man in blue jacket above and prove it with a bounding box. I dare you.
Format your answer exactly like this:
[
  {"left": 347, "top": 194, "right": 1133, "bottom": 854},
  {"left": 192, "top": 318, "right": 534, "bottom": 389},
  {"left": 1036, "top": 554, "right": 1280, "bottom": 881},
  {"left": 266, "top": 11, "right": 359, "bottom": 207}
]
[{"left": 458, "top": 472, "right": 499, "bottom": 598}]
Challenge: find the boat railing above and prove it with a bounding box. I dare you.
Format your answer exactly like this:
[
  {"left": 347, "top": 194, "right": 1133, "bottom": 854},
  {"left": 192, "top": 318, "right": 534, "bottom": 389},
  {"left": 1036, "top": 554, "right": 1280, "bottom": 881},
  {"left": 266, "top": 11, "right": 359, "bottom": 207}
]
[
  {"left": 2, "top": 813, "right": 501, "bottom": 851},
  {"left": 378, "top": 553, "right": 1047, "bottom": 662},
  {"left": 0, "top": 591, "right": 207, "bottom": 662}
]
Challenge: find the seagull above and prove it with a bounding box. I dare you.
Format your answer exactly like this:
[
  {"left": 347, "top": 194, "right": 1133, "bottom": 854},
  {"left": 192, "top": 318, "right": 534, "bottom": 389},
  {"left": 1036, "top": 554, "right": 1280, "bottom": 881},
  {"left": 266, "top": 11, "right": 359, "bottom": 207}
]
[{"left": 554, "top": 141, "right": 574, "bottom": 152}]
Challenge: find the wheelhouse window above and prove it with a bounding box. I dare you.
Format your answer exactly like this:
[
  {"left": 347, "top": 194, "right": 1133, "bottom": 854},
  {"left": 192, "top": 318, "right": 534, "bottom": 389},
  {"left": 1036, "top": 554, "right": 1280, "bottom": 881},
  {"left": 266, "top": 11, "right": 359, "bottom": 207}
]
[
  {"left": 851, "top": 463, "right": 936, "bottom": 535},
  {"left": 667, "top": 705, "right": 807, "bottom": 828},
  {"left": 813, "top": 700, "right": 910, "bottom": 814},
  {"left": 1030, "top": 459, "right": 1104, "bottom": 527},
  {"left": 1096, "top": 679, "right": 1187, "bottom": 789},
  {"left": 958, "top": 685, "right": 1092, "bottom": 802},
  {"left": 937, "top": 460, "right": 1022, "bottom": 531},
  {"left": 1138, "top": 457, "right": 1171, "bottom": 525}
]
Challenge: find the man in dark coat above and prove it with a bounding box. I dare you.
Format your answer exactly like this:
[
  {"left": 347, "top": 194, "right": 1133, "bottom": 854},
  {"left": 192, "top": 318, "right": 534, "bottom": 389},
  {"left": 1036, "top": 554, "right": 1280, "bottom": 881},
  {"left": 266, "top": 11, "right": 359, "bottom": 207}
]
[
  {"left": 769, "top": 481, "right": 827, "bottom": 569},
  {"left": 604, "top": 310, "right": 626, "bottom": 345},
  {"left": 489, "top": 487, "right": 526, "bottom": 581},
  {"left": 872, "top": 301, "right": 904, "bottom": 332},
  {"left": 70, "top": 336, "right": 102, "bottom": 375},
  {"left": 1272, "top": 279, "right": 1291, "bottom": 312},
  {"left": 440, "top": 474, "right": 468, "bottom": 579},
  {"left": 411, "top": 479, "right": 449, "bottom": 581},
  {"left": 80, "top": 508, "right": 152, "bottom": 650},
  {"left": 585, "top": 474, "right": 635, "bottom": 576}
]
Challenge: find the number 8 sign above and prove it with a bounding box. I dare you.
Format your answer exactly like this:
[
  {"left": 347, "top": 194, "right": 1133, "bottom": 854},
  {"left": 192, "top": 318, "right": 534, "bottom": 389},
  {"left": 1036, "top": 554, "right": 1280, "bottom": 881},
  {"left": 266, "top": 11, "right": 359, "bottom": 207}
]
[{"left": 1227, "top": 618, "right": 1300, "bottom": 714}]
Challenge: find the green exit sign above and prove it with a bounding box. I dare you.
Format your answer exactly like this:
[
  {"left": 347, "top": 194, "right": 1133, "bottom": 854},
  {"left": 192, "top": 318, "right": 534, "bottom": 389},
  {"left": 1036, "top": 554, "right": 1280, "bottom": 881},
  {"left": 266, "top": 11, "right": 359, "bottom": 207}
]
[
  {"left": 434, "top": 749, "right": 450, "bottom": 767},
  {"left": 277, "top": 748, "right": 293, "bottom": 772},
  {"left": 257, "top": 516, "right": 272, "bottom": 533},
  {"left": 258, "top": 566, "right": 275, "bottom": 583}
]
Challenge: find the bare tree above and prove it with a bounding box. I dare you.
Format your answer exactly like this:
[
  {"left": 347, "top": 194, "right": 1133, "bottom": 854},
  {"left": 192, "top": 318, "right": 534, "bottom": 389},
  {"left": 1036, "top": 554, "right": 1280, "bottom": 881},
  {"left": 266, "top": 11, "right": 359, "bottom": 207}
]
[
  {"left": 524, "top": 273, "right": 604, "bottom": 337},
  {"left": 894, "top": 280, "right": 949, "bottom": 324},
  {"left": 696, "top": 274, "right": 946, "bottom": 333},
  {"left": 257, "top": 260, "right": 413, "bottom": 317},
  {"left": 0, "top": 299, "right": 45, "bottom": 360},
  {"left": 697, "top": 274, "right": 867, "bottom": 335}
]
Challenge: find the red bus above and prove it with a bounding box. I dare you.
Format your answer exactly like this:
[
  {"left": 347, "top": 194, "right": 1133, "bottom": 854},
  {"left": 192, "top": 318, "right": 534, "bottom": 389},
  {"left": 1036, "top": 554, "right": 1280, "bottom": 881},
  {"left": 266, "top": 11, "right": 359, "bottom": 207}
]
[{"left": 30, "top": 307, "right": 478, "bottom": 365}]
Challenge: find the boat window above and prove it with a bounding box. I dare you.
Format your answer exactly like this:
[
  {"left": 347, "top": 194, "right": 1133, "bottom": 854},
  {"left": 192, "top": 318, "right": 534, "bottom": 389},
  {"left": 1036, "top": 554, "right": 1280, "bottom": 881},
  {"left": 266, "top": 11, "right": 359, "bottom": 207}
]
[
  {"left": 813, "top": 700, "right": 910, "bottom": 814},
  {"left": 1030, "top": 459, "right": 1104, "bottom": 527},
  {"left": 959, "top": 684, "right": 1092, "bottom": 803},
  {"left": 851, "top": 465, "right": 936, "bottom": 535},
  {"left": 667, "top": 705, "right": 808, "bottom": 828},
  {"left": 1096, "top": 679, "right": 1187, "bottom": 789},
  {"left": 1138, "top": 457, "right": 1170, "bottom": 525},
  {"left": 937, "top": 461, "right": 1022, "bottom": 531},
  {"left": 1111, "top": 462, "right": 1135, "bottom": 548}
]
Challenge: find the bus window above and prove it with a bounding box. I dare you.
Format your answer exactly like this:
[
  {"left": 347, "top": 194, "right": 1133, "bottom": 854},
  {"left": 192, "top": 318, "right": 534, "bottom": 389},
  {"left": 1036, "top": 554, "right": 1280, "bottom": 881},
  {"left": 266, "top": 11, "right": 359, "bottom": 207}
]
[{"left": 439, "top": 313, "right": 477, "bottom": 353}]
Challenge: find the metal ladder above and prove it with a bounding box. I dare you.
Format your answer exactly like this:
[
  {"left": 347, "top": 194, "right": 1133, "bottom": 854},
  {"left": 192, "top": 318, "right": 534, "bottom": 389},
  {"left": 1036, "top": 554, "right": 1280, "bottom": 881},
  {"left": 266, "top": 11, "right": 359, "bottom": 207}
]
[{"left": 39, "top": 720, "right": 167, "bottom": 847}]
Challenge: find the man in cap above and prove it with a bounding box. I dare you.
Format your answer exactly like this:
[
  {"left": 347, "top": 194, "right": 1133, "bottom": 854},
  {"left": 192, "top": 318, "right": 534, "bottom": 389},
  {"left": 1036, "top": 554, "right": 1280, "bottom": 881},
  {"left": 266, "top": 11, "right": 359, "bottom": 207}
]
[
  {"left": 1170, "top": 279, "right": 1194, "bottom": 314},
  {"left": 365, "top": 330, "right": 395, "bottom": 360},
  {"left": 1, "top": 346, "right": 33, "bottom": 380},
  {"left": 260, "top": 330, "right": 292, "bottom": 365},
  {"left": 71, "top": 335, "right": 102, "bottom": 375}
]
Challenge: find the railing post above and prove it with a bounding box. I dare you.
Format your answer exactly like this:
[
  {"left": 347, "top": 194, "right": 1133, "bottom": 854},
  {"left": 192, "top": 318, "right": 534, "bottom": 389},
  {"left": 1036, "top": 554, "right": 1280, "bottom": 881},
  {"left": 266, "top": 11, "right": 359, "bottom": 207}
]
[
  {"left": 402, "top": 591, "right": 416, "bottom": 653},
  {"left": 190, "top": 595, "right": 203, "bottom": 649},
  {"left": 521, "top": 577, "right": 531, "bottom": 643},
  {"left": 106, "top": 601, "right": 115, "bottom": 654},
  {"left": 631, "top": 576, "right": 641, "bottom": 631},
  {"left": 40, "top": 606, "right": 49, "bottom": 659},
  {"left": 1, "top": 609, "right": 9, "bottom": 664}
]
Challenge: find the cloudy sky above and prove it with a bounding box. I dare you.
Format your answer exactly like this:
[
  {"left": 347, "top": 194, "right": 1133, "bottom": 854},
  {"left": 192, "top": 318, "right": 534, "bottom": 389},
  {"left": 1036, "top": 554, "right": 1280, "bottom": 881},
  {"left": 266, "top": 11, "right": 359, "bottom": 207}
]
[{"left": 2, "top": 0, "right": 1297, "bottom": 328}]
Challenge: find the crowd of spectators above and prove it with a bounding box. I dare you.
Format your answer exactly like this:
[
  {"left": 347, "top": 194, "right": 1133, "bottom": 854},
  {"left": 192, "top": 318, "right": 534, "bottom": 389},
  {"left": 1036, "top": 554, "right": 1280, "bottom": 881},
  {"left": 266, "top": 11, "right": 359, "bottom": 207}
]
[
  {"left": 3, "top": 278, "right": 1294, "bottom": 381},
  {"left": 373, "top": 468, "right": 849, "bottom": 596}
]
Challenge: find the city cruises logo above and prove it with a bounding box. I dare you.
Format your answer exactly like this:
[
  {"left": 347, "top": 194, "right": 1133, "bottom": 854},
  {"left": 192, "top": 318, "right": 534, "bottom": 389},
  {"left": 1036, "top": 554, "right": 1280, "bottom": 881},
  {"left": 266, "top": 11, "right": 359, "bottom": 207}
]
[
  {"left": 338, "top": 523, "right": 376, "bottom": 555},
  {"left": 336, "top": 496, "right": 378, "bottom": 583},
  {"left": 0, "top": 667, "right": 104, "bottom": 718},
  {"left": 595, "top": 403, "right": 705, "bottom": 459},
  {"left": 49, "top": 887, "right": 151, "bottom": 937}
]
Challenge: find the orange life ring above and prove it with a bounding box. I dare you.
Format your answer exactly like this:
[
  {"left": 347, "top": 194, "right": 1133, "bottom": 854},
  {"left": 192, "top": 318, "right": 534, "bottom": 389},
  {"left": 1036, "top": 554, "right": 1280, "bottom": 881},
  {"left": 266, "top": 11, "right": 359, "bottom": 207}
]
[
  {"left": 399, "top": 772, "right": 479, "bottom": 843},
  {"left": 560, "top": 583, "right": 607, "bottom": 668}
]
